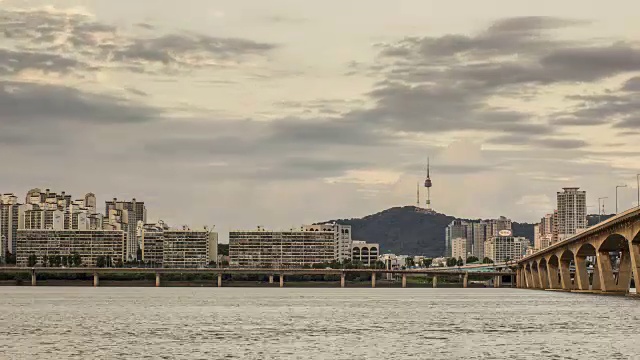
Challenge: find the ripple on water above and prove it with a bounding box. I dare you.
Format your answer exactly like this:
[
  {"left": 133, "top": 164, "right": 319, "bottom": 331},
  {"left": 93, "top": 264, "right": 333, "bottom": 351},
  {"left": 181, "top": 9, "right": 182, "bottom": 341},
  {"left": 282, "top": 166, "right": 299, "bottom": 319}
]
[{"left": 0, "top": 287, "right": 639, "bottom": 359}]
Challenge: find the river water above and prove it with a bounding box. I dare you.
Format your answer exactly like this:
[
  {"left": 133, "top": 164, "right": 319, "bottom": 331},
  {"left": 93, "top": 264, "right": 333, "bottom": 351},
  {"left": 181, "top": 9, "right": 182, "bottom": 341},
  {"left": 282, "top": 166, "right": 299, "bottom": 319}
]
[{"left": 0, "top": 287, "right": 638, "bottom": 359}]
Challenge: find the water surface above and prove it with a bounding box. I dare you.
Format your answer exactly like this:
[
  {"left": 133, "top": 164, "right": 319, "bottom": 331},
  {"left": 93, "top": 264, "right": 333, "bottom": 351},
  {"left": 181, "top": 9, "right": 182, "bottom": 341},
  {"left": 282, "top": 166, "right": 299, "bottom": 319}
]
[{"left": 0, "top": 287, "right": 638, "bottom": 359}]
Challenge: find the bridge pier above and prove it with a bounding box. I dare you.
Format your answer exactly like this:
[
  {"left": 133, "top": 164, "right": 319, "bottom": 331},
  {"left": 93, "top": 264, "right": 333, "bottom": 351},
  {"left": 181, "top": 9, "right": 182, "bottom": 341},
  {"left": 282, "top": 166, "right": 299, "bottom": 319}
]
[
  {"left": 432, "top": 276, "right": 437, "bottom": 288},
  {"left": 510, "top": 274, "right": 515, "bottom": 287},
  {"left": 31, "top": 270, "right": 36, "bottom": 286},
  {"left": 493, "top": 275, "right": 501, "bottom": 288},
  {"left": 401, "top": 274, "right": 406, "bottom": 288},
  {"left": 595, "top": 251, "right": 616, "bottom": 292},
  {"left": 559, "top": 260, "right": 572, "bottom": 290},
  {"left": 93, "top": 272, "right": 99, "bottom": 287},
  {"left": 618, "top": 251, "right": 632, "bottom": 291},
  {"left": 631, "top": 241, "right": 640, "bottom": 292},
  {"left": 538, "top": 266, "right": 549, "bottom": 289},
  {"left": 547, "top": 262, "right": 560, "bottom": 289},
  {"left": 371, "top": 273, "right": 376, "bottom": 288},
  {"left": 217, "top": 274, "right": 222, "bottom": 287},
  {"left": 279, "top": 275, "right": 284, "bottom": 288},
  {"left": 592, "top": 262, "right": 601, "bottom": 291},
  {"left": 155, "top": 273, "right": 161, "bottom": 287},
  {"left": 531, "top": 267, "right": 540, "bottom": 288},
  {"left": 269, "top": 275, "right": 274, "bottom": 284},
  {"left": 463, "top": 273, "right": 468, "bottom": 288},
  {"left": 340, "top": 273, "right": 345, "bottom": 288},
  {"left": 524, "top": 268, "right": 532, "bottom": 288},
  {"left": 574, "top": 255, "right": 590, "bottom": 290}
]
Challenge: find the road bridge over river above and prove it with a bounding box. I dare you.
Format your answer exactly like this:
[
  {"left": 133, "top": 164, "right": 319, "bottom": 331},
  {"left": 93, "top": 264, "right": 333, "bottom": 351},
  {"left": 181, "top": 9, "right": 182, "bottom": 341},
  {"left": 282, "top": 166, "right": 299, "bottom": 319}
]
[
  {"left": 0, "top": 267, "right": 514, "bottom": 288},
  {"left": 517, "top": 206, "right": 640, "bottom": 294}
]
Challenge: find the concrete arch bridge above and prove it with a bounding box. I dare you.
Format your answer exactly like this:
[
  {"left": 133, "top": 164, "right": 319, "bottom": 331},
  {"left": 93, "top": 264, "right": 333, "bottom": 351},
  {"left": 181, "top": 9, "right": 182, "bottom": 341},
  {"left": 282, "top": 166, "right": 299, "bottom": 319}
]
[{"left": 517, "top": 207, "right": 640, "bottom": 295}]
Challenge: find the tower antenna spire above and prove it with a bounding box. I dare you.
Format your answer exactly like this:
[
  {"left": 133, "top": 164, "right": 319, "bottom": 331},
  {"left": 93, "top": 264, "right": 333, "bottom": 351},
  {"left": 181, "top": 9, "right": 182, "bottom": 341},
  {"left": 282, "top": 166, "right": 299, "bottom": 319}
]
[
  {"left": 416, "top": 181, "right": 420, "bottom": 207},
  {"left": 424, "top": 156, "right": 432, "bottom": 209}
]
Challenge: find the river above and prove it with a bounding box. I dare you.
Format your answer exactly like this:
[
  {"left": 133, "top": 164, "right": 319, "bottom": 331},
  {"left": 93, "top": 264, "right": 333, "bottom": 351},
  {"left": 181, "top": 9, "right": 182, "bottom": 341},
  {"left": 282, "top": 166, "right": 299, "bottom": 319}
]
[{"left": 0, "top": 287, "right": 638, "bottom": 359}]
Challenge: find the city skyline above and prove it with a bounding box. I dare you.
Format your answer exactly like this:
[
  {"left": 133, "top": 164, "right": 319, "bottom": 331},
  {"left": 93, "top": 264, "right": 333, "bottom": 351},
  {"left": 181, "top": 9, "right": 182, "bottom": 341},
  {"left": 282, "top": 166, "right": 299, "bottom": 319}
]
[{"left": 2, "top": 0, "right": 640, "bottom": 240}]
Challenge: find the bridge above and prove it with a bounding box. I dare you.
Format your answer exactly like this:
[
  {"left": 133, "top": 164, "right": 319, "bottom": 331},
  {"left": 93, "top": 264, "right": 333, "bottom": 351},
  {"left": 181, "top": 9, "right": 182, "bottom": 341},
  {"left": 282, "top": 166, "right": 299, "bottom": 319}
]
[
  {"left": 0, "top": 267, "right": 514, "bottom": 288},
  {"left": 516, "top": 206, "right": 640, "bottom": 294}
]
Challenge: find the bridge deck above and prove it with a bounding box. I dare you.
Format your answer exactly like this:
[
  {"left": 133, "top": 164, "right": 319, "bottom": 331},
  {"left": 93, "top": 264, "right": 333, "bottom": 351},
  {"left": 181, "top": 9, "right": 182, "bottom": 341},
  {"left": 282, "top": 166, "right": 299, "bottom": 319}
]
[{"left": 0, "top": 267, "right": 513, "bottom": 276}]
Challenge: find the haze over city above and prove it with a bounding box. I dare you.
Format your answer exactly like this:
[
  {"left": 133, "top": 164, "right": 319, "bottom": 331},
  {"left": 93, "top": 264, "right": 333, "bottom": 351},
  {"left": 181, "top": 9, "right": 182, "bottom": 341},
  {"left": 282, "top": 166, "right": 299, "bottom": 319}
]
[{"left": 3, "top": 0, "right": 640, "bottom": 238}]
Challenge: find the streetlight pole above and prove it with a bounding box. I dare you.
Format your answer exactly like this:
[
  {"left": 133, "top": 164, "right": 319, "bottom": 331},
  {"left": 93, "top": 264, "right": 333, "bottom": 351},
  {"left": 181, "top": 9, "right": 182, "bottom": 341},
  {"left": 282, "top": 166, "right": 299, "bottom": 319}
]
[
  {"left": 636, "top": 174, "right": 639, "bottom": 208},
  {"left": 616, "top": 185, "right": 627, "bottom": 214},
  {"left": 598, "top": 197, "right": 608, "bottom": 223}
]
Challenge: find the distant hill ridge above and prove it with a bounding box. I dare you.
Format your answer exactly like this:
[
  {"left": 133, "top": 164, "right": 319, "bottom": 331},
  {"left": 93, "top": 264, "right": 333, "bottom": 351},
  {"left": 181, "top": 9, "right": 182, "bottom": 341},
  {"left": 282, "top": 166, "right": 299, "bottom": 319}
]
[{"left": 321, "top": 206, "right": 613, "bottom": 257}]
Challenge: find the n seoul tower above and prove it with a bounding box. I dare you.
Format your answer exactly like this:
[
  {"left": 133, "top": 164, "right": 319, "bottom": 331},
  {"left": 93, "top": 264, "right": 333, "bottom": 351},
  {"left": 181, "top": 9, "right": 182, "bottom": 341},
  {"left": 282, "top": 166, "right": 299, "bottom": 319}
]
[{"left": 424, "top": 157, "right": 432, "bottom": 209}]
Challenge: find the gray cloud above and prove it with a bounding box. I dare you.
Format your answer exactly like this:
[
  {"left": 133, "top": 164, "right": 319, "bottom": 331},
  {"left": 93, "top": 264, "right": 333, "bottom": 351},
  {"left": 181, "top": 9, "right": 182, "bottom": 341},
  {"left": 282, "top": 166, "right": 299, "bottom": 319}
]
[
  {"left": 622, "top": 76, "right": 640, "bottom": 92},
  {"left": 0, "top": 48, "right": 85, "bottom": 75},
  {"left": 0, "top": 80, "right": 161, "bottom": 125},
  {"left": 0, "top": 8, "right": 276, "bottom": 74},
  {"left": 111, "top": 34, "right": 276, "bottom": 68}
]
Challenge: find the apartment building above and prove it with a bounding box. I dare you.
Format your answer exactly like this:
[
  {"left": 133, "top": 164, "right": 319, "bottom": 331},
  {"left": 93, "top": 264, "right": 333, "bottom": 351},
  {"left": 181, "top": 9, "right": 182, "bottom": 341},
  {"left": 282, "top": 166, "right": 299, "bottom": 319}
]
[
  {"left": 557, "top": 187, "right": 587, "bottom": 241},
  {"left": 484, "top": 232, "right": 529, "bottom": 263},
  {"left": 302, "top": 223, "right": 352, "bottom": 262},
  {"left": 229, "top": 228, "right": 335, "bottom": 268},
  {"left": 162, "top": 228, "right": 218, "bottom": 268},
  {"left": 16, "top": 229, "right": 126, "bottom": 267}
]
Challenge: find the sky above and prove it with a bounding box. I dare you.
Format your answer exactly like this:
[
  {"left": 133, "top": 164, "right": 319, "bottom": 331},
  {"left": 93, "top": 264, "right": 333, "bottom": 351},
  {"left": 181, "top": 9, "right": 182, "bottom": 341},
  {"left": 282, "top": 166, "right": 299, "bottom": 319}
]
[{"left": 2, "top": 0, "right": 640, "bottom": 240}]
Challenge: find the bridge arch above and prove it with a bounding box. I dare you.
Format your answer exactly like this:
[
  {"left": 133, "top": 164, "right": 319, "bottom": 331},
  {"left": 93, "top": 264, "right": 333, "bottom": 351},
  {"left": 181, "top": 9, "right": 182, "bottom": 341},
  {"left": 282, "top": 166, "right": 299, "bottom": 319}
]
[
  {"left": 597, "top": 233, "right": 628, "bottom": 253},
  {"left": 559, "top": 249, "right": 575, "bottom": 290},
  {"left": 596, "top": 233, "right": 632, "bottom": 292}
]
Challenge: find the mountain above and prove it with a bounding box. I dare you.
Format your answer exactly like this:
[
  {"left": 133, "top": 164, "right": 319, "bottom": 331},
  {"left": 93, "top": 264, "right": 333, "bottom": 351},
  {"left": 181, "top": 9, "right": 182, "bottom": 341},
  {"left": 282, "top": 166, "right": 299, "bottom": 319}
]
[{"left": 322, "top": 206, "right": 535, "bottom": 257}]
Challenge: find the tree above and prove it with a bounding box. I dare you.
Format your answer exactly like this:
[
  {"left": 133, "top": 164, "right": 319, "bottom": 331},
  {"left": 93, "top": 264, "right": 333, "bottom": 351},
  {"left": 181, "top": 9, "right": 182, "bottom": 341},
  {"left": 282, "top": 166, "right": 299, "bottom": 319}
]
[
  {"left": 456, "top": 257, "right": 464, "bottom": 267},
  {"left": 482, "top": 257, "right": 494, "bottom": 264},
  {"left": 42, "top": 255, "right": 49, "bottom": 267},
  {"left": 422, "top": 258, "right": 433, "bottom": 268},
  {"left": 5, "top": 251, "right": 16, "bottom": 265},
  {"left": 96, "top": 256, "right": 105, "bottom": 268},
  {"left": 466, "top": 256, "right": 479, "bottom": 264},
  {"left": 136, "top": 248, "right": 143, "bottom": 262},
  {"left": 446, "top": 257, "right": 457, "bottom": 267},
  {"left": 27, "top": 254, "right": 38, "bottom": 267},
  {"left": 115, "top": 258, "right": 123, "bottom": 268},
  {"left": 61, "top": 256, "right": 68, "bottom": 267},
  {"left": 49, "top": 255, "right": 56, "bottom": 267},
  {"left": 72, "top": 252, "right": 82, "bottom": 267},
  {"left": 405, "top": 257, "right": 415, "bottom": 268}
]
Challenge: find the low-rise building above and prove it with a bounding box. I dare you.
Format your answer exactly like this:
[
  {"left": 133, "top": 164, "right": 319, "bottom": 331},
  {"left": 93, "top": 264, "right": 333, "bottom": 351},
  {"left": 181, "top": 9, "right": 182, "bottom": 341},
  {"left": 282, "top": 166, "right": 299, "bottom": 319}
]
[
  {"left": 229, "top": 228, "right": 335, "bottom": 268},
  {"left": 351, "top": 240, "right": 379, "bottom": 266},
  {"left": 16, "top": 229, "right": 125, "bottom": 267}
]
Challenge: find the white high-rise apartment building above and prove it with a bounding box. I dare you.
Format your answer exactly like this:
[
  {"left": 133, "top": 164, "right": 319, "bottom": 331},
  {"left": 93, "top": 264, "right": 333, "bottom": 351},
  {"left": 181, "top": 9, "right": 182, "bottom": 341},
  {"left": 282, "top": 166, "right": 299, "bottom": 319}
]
[
  {"left": 534, "top": 211, "right": 558, "bottom": 251},
  {"left": 1, "top": 194, "right": 21, "bottom": 256},
  {"left": 486, "top": 216, "right": 512, "bottom": 238},
  {"left": 445, "top": 220, "right": 468, "bottom": 257},
  {"left": 451, "top": 237, "right": 467, "bottom": 262},
  {"left": 557, "top": 187, "right": 587, "bottom": 241},
  {"left": 484, "top": 233, "right": 529, "bottom": 262},
  {"left": 302, "top": 223, "right": 352, "bottom": 262},
  {"left": 105, "top": 198, "right": 147, "bottom": 260}
]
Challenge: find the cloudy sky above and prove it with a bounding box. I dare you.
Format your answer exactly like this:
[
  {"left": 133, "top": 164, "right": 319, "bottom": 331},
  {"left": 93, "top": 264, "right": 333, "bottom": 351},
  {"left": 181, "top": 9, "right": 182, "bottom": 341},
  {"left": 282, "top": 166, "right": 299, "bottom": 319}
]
[{"left": 2, "top": 0, "right": 640, "bottom": 239}]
